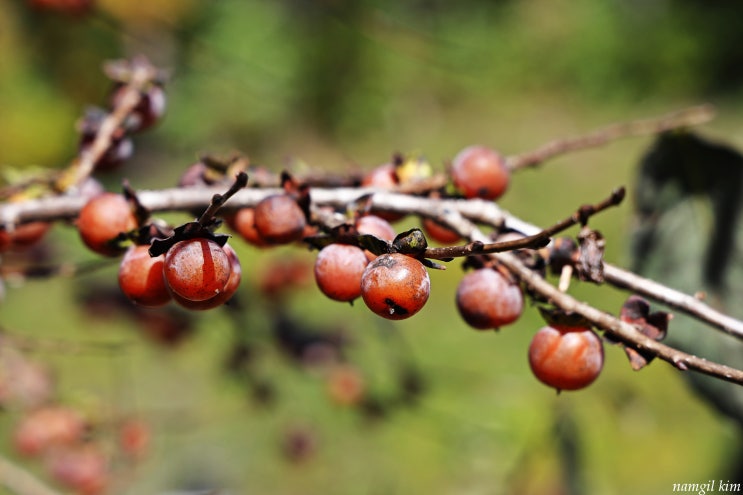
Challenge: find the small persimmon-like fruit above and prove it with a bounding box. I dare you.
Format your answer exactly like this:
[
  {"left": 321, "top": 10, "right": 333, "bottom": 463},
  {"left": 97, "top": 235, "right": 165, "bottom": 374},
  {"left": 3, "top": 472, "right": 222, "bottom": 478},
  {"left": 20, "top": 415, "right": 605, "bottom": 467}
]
[
  {"left": 13, "top": 406, "right": 86, "bottom": 457},
  {"left": 528, "top": 324, "right": 604, "bottom": 392},
  {"left": 314, "top": 243, "right": 369, "bottom": 302},
  {"left": 421, "top": 217, "right": 461, "bottom": 245},
  {"left": 163, "top": 238, "right": 232, "bottom": 302},
  {"left": 361, "top": 163, "right": 405, "bottom": 222},
  {"left": 226, "top": 207, "right": 269, "bottom": 247},
  {"left": 327, "top": 365, "right": 366, "bottom": 406},
  {"left": 46, "top": 444, "right": 108, "bottom": 495},
  {"left": 356, "top": 214, "right": 396, "bottom": 261},
  {"left": 450, "top": 145, "right": 510, "bottom": 200},
  {"left": 118, "top": 245, "right": 171, "bottom": 307},
  {"left": 76, "top": 193, "right": 137, "bottom": 256},
  {"left": 118, "top": 418, "right": 150, "bottom": 460},
  {"left": 253, "top": 194, "right": 306, "bottom": 244},
  {"left": 360, "top": 253, "right": 430, "bottom": 320},
  {"left": 0, "top": 222, "right": 51, "bottom": 252},
  {"left": 455, "top": 268, "right": 523, "bottom": 330},
  {"left": 171, "top": 243, "right": 241, "bottom": 310}
]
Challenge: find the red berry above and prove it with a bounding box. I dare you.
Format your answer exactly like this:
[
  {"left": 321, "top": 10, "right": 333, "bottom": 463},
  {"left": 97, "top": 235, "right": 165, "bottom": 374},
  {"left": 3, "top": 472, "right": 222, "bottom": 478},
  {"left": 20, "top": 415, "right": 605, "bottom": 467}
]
[
  {"left": 360, "top": 253, "right": 430, "bottom": 320},
  {"left": 226, "top": 207, "right": 269, "bottom": 247},
  {"left": 76, "top": 193, "right": 137, "bottom": 256},
  {"left": 455, "top": 268, "right": 523, "bottom": 330},
  {"left": 421, "top": 217, "right": 461, "bottom": 245},
  {"left": 118, "top": 418, "right": 150, "bottom": 460},
  {"left": 118, "top": 245, "right": 171, "bottom": 307},
  {"left": 46, "top": 444, "right": 108, "bottom": 495},
  {"left": 355, "top": 215, "right": 396, "bottom": 241},
  {"left": 327, "top": 365, "right": 365, "bottom": 406},
  {"left": 355, "top": 214, "right": 396, "bottom": 261},
  {"left": 253, "top": 194, "right": 306, "bottom": 244},
  {"left": 450, "top": 145, "right": 510, "bottom": 200},
  {"left": 163, "top": 238, "right": 232, "bottom": 302},
  {"left": 361, "top": 163, "right": 405, "bottom": 222},
  {"left": 171, "top": 243, "right": 241, "bottom": 310},
  {"left": 314, "top": 244, "right": 369, "bottom": 302},
  {"left": 0, "top": 222, "right": 51, "bottom": 252},
  {"left": 13, "top": 406, "right": 85, "bottom": 457},
  {"left": 528, "top": 324, "right": 604, "bottom": 391}
]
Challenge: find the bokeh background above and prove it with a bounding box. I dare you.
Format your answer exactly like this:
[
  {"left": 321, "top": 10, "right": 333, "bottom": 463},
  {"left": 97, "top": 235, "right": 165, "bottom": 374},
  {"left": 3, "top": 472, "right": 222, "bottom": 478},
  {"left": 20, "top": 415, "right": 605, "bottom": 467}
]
[{"left": 2, "top": 1, "right": 743, "bottom": 494}]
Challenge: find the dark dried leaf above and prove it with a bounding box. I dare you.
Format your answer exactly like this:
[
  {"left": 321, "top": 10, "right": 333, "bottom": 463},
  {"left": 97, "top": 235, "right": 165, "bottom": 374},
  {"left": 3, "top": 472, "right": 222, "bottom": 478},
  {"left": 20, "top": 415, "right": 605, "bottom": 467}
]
[
  {"left": 537, "top": 306, "right": 593, "bottom": 329},
  {"left": 148, "top": 221, "right": 229, "bottom": 257},
  {"left": 618, "top": 295, "right": 672, "bottom": 370},
  {"left": 392, "top": 228, "right": 428, "bottom": 256},
  {"left": 576, "top": 227, "right": 605, "bottom": 283}
]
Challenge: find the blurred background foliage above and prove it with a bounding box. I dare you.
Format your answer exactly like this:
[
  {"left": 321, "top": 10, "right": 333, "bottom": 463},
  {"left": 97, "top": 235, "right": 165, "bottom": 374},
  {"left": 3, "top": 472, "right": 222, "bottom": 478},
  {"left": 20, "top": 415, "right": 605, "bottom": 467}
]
[{"left": 2, "top": 0, "right": 743, "bottom": 494}]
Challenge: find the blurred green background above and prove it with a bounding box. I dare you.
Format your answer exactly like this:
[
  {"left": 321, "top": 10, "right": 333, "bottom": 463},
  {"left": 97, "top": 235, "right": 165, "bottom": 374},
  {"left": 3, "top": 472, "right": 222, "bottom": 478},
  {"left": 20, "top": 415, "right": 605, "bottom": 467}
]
[{"left": 2, "top": 0, "right": 743, "bottom": 494}]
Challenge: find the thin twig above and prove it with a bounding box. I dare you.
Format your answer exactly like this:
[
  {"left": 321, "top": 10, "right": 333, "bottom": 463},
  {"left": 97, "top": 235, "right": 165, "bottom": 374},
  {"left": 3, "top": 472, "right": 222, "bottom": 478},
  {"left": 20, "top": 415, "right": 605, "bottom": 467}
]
[
  {"left": 506, "top": 104, "right": 715, "bottom": 171},
  {"left": 422, "top": 187, "right": 625, "bottom": 260}
]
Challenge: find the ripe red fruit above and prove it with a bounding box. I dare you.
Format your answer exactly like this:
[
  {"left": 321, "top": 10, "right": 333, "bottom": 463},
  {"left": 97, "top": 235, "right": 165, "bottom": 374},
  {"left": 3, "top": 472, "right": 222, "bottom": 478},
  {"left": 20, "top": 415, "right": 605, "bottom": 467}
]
[
  {"left": 450, "top": 145, "right": 510, "bottom": 200},
  {"left": 455, "top": 268, "right": 523, "bottom": 330},
  {"left": 528, "top": 324, "right": 604, "bottom": 391},
  {"left": 226, "top": 207, "right": 269, "bottom": 247},
  {"left": 355, "top": 214, "right": 396, "bottom": 261},
  {"left": 118, "top": 418, "right": 150, "bottom": 460},
  {"left": 355, "top": 215, "right": 396, "bottom": 241},
  {"left": 163, "top": 238, "right": 232, "bottom": 302},
  {"left": 314, "top": 243, "right": 369, "bottom": 302},
  {"left": 361, "top": 163, "right": 405, "bottom": 222},
  {"left": 171, "top": 243, "right": 241, "bottom": 310},
  {"left": 46, "top": 444, "right": 108, "bottom": 495},
  {"left": 118, "top": 245, "right": 171, "bottom": 307},
  {"left": 13, "top": 406, "right": 86, "bottom": 457},
  {"left": 0, "top": 222, "right": 51, "bottom": 252},
  {"left": 360, "top": 253, "right": 430, "bottom": 320},
  {"left": 253, "top": 194, "right": 307, "bottom": 244},
  {"left": 327, "top": 365, "right": 366, "bottom": 406},
  {"left": 421, "top": 217, "right": 461, "bottom": 245},
  {"left": 76, "top": 193, "right": 137, "bottom": 256}
]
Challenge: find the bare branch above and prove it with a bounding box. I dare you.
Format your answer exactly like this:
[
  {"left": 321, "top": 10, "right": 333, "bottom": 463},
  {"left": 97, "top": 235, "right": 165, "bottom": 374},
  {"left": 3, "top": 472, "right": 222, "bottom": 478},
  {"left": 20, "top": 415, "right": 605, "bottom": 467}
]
[
  {"left": 506, "top": 104, "right": 715, "bottom": 171},
  {"left": 495, "top": 250, "right": 743, "bottom": 385},
  {"left": 0, "top": 453, "right": 62, "bottom": 495}
]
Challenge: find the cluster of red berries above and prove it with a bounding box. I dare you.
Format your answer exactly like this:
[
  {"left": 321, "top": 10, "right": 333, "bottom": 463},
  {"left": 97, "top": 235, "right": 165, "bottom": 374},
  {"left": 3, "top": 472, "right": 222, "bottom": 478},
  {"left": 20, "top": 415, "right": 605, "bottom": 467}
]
[
  {"left": 75, "top": 190, "right": 242, "bottom": 311},
  {"left": 0, "top": 347, "right": 149, "bottom": 495}
]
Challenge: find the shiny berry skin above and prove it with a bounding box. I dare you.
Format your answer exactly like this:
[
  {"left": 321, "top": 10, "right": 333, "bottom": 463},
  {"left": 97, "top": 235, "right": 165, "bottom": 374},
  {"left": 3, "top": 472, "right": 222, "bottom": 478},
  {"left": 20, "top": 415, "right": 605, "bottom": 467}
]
[
  {"left": 163, "top": 238, "right": 232, "bottom": 302},
  {"left": 226, "top": 207, "right": 269, "bottom": 247},
  {"left": 422, "top": 217, "right": 461, "bottom": 245},
  {"left": 361, "top": 253, "right": 430, "bottom": 320},
  {"left": 171, "top": 243, "right": 241, "bottom": 310},
  {"left": 455, "top": 268, "right": 523, "bottom": 330},
  {"left": 76, "top": 193, "right": 137, "bottom": 256},
  {"left": 118, "top": 245, "right": 171, "bottom": 307},
  {"left": 253, "top": 194, "right": 306, "bottom": 244},
  {"left": 450, "top": 145, "right": 510, "bottom": 200},
  {"left": 355, "top": 214, "right": 396, "bottom": 261},
  {"left": 528, "top": 324, "right": 604, "bottom": 391},
  {"left": 314, "top": 244, "right": 369, "bottom": 302},
  {"left": 356, "top": 215, "right": 396, "bottom": 241}
]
